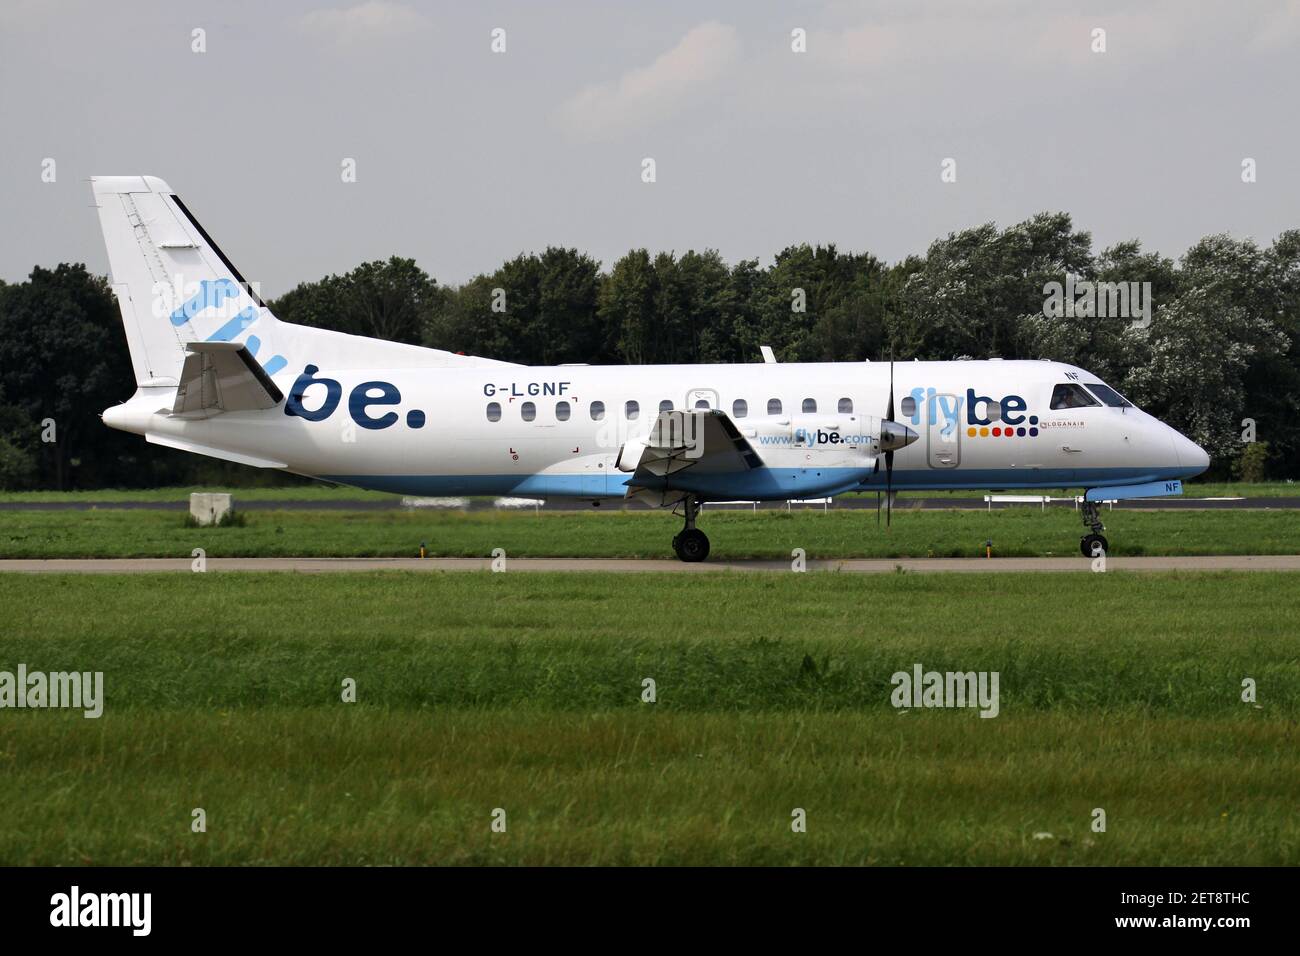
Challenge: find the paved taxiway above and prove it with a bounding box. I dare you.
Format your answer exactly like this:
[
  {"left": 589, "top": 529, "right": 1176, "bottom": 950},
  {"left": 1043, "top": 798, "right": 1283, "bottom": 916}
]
[{"left": 3, "top": 556, "right": 1299, "bottom": 574}]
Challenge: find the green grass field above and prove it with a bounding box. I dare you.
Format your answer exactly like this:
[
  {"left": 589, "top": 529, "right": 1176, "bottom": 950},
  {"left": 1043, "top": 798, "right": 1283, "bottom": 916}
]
[
  {"left": 2, "top": 505, "right": 1297, "bottom": 559},
  {"left": 1, "top": 572, "right": 1297, "bottom": 865}
]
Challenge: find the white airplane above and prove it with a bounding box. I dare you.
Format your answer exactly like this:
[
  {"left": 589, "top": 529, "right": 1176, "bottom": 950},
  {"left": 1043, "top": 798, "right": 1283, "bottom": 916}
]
[{"left": 93, "top": 176, "right": 1210, "bottom": 561}]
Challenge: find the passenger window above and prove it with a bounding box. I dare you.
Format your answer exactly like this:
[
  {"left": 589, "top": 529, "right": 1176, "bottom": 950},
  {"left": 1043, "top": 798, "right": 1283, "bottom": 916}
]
[
  {"left": 556, "top": 401, "right": 571, "bottom": 421},
  {"left": 767, "top": 398, "right": 782, "bottom": 415},
  {"left": 695, "top": 398, "right": 711, "bottom": 410},
  {"left": 486, "top": 402, "right": 502, "bottom": 422},
  {"left": 900, "top": 396, "right": 916, "bottom": 417},
  {"left": 625, "top": 400, "right": 640, "bottom": 420},
  {"left": 590, "top": 400, "right": 605, "bottom": 421},
  {"left": 732, "top": 399, "right": 748, "bottom": 418},
  {"left": 1049, "top": 384, "right": 1101, "bottom": 410},
  {"left": 659, "top": 400, "right": 673, "bottom": 413},
  {"left": 838, "top": 397, "right": 853, "bottom": 414},
  {"left": 802, "top": 398, "right": 817, "bottom": 414},
  {"left": 521, "top": 401, "right": 536, "bottom": 422}
]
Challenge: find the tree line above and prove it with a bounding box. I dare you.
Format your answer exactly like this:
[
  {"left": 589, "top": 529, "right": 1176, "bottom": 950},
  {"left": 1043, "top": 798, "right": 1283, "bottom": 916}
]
[{"left": 1, "top": 211, "right": 1295, "bottom": 489}]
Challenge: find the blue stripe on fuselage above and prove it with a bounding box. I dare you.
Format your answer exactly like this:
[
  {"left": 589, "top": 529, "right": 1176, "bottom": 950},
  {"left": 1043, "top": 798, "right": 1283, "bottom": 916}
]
[{"left": 320, "top": 465, "right": 1201, "bottom": 499}]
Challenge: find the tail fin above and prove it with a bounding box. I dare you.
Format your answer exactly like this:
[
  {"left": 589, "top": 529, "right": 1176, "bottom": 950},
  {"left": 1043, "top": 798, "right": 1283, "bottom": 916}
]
[
  {"left": 93, "top": 176, "right": 517, "bottom": 387},
  {"left": 91, "top": 176, "right": 290, "bottom": 387}
]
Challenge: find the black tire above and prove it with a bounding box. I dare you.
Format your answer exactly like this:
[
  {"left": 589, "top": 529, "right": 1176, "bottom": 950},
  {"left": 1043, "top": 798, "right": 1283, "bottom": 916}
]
[
  {"left": 1081, "top": 533, "right": 1108, "bottom": 557},
  {"left": 673, "top": 528, "right": 710, "bottom": 562}
]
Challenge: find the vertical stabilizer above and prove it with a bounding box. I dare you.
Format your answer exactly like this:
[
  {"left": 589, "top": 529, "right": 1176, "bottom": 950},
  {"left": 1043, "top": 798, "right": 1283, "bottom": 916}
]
[{"left": 91, "top": 175, "right": 287, "bottom": 386}]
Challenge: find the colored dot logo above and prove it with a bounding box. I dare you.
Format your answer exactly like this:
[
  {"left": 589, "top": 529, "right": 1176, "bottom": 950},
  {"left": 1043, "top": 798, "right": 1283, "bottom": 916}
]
[{"left": 967, "top": 415, "right": 1039, "bottom": 438}]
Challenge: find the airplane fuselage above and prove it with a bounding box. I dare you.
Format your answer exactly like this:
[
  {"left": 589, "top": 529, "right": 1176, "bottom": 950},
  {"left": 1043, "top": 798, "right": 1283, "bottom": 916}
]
[{"left": 107, "top": 358, "right": 1210, "bottom": 500}]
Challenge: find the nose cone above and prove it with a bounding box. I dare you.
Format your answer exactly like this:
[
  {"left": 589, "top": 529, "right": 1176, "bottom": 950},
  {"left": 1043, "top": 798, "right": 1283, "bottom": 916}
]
[
  {"left": 880, "top": 421, "right": 919, "bottom": 452},
  {"left": 1171, "top": 430, "right": 1210, "bottom": 477}
]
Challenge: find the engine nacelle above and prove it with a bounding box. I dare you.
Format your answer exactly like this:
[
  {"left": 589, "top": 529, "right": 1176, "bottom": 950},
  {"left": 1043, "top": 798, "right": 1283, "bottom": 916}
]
[{"left": 740, "top": 414, "right": 879, "bottom": 469}]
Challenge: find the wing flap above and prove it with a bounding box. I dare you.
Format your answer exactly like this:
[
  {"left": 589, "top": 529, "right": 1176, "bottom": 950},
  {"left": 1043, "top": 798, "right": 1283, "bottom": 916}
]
[{"left": 622, "top": 409, "right": 763, "bottom": 503}]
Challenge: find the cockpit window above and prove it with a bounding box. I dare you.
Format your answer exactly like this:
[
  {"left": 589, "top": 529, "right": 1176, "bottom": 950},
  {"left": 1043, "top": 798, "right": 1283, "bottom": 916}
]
[
  {"left": 1049, "top": 383, "right": 1101, "bottom": 410},
  {"left": 1084, "top": 382, "right": 1132, "bottom": 408}
]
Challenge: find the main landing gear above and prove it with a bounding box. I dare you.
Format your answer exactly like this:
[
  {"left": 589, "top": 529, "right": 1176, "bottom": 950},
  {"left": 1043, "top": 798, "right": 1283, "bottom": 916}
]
[
  {"left": 1079, "top": 498, "right": 1109, "bottom": 557},
  {"left": 672, "top": 495, "right": 710, "bottom": 562}
]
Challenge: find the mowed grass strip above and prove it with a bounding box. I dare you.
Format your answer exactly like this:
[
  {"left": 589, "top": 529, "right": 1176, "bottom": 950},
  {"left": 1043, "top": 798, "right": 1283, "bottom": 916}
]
[
  {"left": 2, "top": 572, "right": 1296, "bottom": 865},
  {"left": 2, "top": 710, "right": 1296, "bottom": 865},
  {"left": 3, "top": 506, "right": 1298, "bottom": 558}
]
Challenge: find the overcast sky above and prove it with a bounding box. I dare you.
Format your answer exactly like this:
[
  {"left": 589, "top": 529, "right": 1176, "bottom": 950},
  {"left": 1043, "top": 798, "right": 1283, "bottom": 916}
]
[{"left": 1, "top": 0, "right": 1297, "bottom": 296}]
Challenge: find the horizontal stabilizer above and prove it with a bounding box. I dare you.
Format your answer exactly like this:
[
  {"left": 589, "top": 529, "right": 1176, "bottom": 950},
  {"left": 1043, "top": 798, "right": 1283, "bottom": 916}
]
[{"left": 172, "top": 342, "right": 284, "bottom": 415}]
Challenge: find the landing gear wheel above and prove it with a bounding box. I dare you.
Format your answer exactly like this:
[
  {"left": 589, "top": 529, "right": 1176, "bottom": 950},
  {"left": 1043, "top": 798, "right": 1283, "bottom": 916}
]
[
  {"left": 1078, "top": 497, "right": 1108, "bottom": 558},
  {"left": 1080, "top": 533, "right": 1109, "bottom": 557},
  {"left": 671, "top": 495, "right": 711, "bottom": 562},
  {"left": 673, "top": 528, "right": 710, "bottom": 563}
]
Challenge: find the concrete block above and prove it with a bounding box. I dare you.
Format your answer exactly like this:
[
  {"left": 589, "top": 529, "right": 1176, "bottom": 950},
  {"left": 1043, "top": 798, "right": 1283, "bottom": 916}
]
[{"left": 190, "top": 493, "right": 233, "bottom": 526}]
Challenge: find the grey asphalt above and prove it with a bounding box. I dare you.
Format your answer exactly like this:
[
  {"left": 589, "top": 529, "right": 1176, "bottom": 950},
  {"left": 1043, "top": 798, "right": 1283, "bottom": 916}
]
[
  {"left": 3, "top": 496, "right": 1298, "bottom": 512},
  {"left": 3, "top": 556, "right": 1299, "bottom": 574}
]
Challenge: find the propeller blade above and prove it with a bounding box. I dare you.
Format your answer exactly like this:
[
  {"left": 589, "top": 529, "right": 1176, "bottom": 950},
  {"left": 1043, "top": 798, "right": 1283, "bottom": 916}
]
[
  {"left": 885, "top": 450, "right": 893, "bottom": 527},
  {"left": 885, "top": 354, "right": 895, "bottom": 527},
  {"left": 886, "top": 356, "right": 894, "bottom": 422}
]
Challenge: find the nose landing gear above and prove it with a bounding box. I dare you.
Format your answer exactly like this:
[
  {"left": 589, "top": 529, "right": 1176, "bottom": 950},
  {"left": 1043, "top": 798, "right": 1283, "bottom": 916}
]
[
  {"left": 1079, "top": 498, "right": 1109, "bottom": 557},
  {"left": 671, "top": 495, "right": 710, "bottom": 562}
]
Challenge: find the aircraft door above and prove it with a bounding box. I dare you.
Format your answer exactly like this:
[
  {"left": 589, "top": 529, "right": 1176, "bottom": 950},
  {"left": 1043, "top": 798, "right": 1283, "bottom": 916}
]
[{"left": 927, "top": 392, "right": 961, "bottom": 468}]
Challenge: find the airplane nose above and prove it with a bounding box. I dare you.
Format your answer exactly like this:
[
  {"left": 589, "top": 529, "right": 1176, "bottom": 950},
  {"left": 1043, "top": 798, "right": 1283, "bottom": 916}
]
[{"left": 1172, "top": 430, "right": 1210, "bottom": 476}]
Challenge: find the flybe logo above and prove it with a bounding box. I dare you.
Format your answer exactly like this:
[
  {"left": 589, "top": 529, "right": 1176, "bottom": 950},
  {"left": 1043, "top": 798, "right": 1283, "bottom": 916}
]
[
  {"left": 162, "top": 277, "right": 287, "bottom": 376},
  {"left": 284, "top": 365, "right": 426, "bottom": 430},
  {"left": 787, "top": 428, "right": 872, "bottom": 446},
  {"left": 907, "top": 387, "right": 1041, "bottom": 438}
]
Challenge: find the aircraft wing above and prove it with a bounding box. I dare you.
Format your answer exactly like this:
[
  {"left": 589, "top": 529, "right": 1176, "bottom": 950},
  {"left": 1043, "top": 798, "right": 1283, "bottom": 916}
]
[
  {"left": 618, "top": 409, "right": 764, "bottom": 505},
  {"left": 172, "top": 342, "right": 284, "bottom": 415}
]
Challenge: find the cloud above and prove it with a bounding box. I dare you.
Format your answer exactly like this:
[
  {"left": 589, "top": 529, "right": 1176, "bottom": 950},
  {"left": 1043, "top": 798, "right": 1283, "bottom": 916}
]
[
  {"left": 817, "top": 9, "right": 1185, "bottom": 73},
  {"left": 1249, "top": 0, "right": 1300, "bottom": 51},
  {"left": 557, "top": 21, "right": 741, "bottom": 139},
  {"left": 818, "top": 0, "right": 1293, "bottom": 74},
  {"left": 300, "top": 1, "right": 429, "bottom": 47}
]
